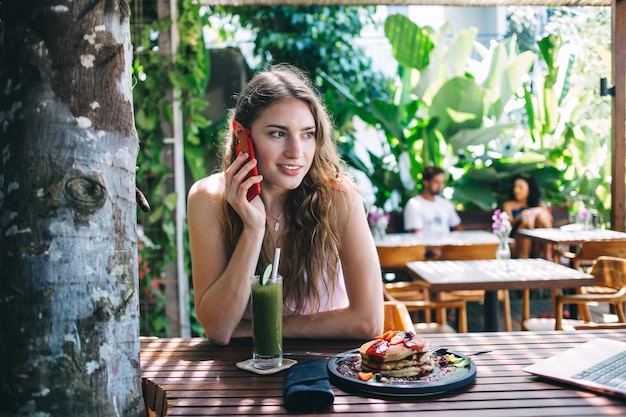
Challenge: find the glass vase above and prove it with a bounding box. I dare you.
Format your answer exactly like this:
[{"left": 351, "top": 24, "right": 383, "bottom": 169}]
[
  {"left": 496, "top": 236, "right": 511, "bottom": 271},
  {"left": 372, "top": 225, "right": 386, "bottom": 240},
  {"left": 496, "top": 237, "right": 511, "bottom": 260}
]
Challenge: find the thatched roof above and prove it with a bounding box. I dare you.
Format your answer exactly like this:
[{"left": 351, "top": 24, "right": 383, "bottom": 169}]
[{"left": 200, "top": 0, "right": 610, "bottom": 6}]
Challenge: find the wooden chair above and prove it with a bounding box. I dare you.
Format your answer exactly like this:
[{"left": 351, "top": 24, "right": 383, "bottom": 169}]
[
  {"left": 376, "top": 243, "right": 425, "bottom": 275},
  {"left": 377, "top": 242, "right": 428, "bottom": 320},
  {"left": 438, "top": 244, "right": 499, "bottom": 261},
  {"left": 383, "top": 283, "right": 468, "bottom": 333},
  {"left": 524, "top": 240, "right": 626, "bottom": 330},
  {"left": 551, "top": 206, "right": 571, "bottom": 228},
  {"left": 553, "top": 239, "right": 626, "bottom": 270},
  {"left": 554, "top": 256, "right": 626, "bottom": 330},
  {"left": 383, "top": 301, "right": 415, "bottom": 333},
  {"left": 434, "top": 244, "right": 513, "bottom": 332},
  {"left": 523, "top": 256, "right": 626, "bottom": 330},
  {"left": 520, "top": 288, "right": 587, "bottom": 331}
]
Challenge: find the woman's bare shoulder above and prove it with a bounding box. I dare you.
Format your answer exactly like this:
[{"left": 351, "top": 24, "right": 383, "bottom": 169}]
[
  {"left": 188, "top": 173, "right": 225, "bottom": 208},
  {"left": 189, "top": 173, "right": 224, "bottom": 195},
  {"left": 502, "top": 200, "right": 516, "bottom": 210}
]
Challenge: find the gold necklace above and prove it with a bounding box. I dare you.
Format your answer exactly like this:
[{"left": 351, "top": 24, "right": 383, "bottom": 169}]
[{"left": 268, "top": 211, "right": 285, "bottom": 232}]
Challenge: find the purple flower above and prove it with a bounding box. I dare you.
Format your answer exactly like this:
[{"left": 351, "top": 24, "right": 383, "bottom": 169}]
[
  {"left": 579, "top": 208, "right": 590, "bottom": 221},
  {"left": 492, "top": 209, "right": 512, "bottom": 238},
  {"left": 368, "top": 207, "right": 390, "bottom": 228}
]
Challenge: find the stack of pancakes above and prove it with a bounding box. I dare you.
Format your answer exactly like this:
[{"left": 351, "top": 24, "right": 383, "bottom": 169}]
[{"left": 359, "top": 330, "right": 435, "bottom": 377}]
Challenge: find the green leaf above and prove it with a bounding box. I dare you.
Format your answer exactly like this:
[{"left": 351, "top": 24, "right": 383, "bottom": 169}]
[
  {"left": 135, "top": 108, "right": 158, "bottom": 131},
  {"left": 163, "top": 192, "right": 178, "bottom": 211},
  {"left": 499, "top": 152, "right": 547, "bottom": 165},
  {"left": 148, "top": 205, "right": 164, "bottom": 224},
  {"left": 445, "top": 27, "right": 478, "bottom": 78},
  {"left": 184, "top": 146, "right": 209, "bottom": 182},
  {"left": 452, "top": 356, "right": 471, "bottom": 367},
  {"left": 447, "top": 123, "right": 518, "bottom": 152},
  {"left": 453, "top": 179, "right": 497, "bottom": 210},
  {"left": 384, "top": 14, "right": 434, "bottom": 71},
  {"left": 368, "top": 100, "right": 406, "bottom": 141},
  {"left": 430, "top": 77, "right": 485, "bottom": 137}
]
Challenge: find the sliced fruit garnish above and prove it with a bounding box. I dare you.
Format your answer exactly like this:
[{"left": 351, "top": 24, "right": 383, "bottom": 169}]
[
  {"left": 357, "top": 372, "right": 373, "bottom": 381},
  {"left": 389, "top": 333, "right": 405, "bottom": 345},
  {"left": 261, "top": 263, "right": 273, "bottom": 285}
]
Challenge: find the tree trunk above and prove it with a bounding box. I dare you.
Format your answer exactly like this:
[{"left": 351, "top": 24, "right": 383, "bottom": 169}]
[{"left": 0, "top": 1, "right": 145, "bottom": 415}]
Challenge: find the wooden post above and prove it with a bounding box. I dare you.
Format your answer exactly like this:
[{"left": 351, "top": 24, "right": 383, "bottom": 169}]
[
  {"left": 155, "top": 0, "right": 190, "bottom": 337},
  {"left": 612, "top": 0, "right": 626, "bottom": 231}
]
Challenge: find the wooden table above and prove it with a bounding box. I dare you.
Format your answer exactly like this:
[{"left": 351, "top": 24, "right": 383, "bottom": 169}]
[
  {"left": 517, "top": 228, "right": 626, "bottom": 317},
  {"left": 141, "top": 329, "right": 626, "bottom": 416},
  {"left": 405, "top": 259, "right": 594, "bottom": 331},
  {"left": 376, "top": 231, "right": 500, "bottom": 272},
  {"left": 375, "top": 230, "right": 499, "bottom": 248},
  {"left": 518, "top": 227, "right": 626, "bottom": 246}
]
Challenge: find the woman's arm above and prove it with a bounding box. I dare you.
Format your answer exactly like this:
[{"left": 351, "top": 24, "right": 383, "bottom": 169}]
[
  {"left": 188, "top": 156, "right": 266, "bottom": 345},
  {"left": 281, "top": 184, "right": 384, "bottom": 340},
  {"left": 502, "top": 201, "right": 522, "bottom": 227}
]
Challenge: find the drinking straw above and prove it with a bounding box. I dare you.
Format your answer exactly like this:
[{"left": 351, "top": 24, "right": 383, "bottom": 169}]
[{"left": 272, "top": 247, "right": 281, "bottom": 281}]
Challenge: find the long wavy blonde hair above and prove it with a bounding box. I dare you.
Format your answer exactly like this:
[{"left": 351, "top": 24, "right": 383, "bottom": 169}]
[{"left": 221, "top": 64, "right": 350, "bottom": 315}]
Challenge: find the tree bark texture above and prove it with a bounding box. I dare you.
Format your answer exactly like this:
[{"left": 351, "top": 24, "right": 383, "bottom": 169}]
[{"left": 0, "top": 1, "right": 145, "bottom": 416}]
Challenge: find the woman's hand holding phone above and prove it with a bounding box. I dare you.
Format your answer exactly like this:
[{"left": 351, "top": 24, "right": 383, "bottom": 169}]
[
  {"left": 224, "top": 152, "right": 265, "bottom": 229},
  {"left": 232, "top": 121, "right": 261, "bottom": 201}
]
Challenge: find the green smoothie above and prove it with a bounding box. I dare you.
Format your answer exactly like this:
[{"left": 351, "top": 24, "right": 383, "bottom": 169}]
[{"left": 251, "top": 275, "right": 282, "bottom": 367}]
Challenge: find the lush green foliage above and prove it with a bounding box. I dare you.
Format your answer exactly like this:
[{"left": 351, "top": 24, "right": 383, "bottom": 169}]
[
  {"left": 207, "top": 5, "right": 392, "bottom": 132},
  {"left": 334, "top": 9, "right": 611, "bottom": 226},
  {"left": 332, "top": 13, "right": 539, "bottom": 211},
  {"left": 131, "top": 0, "right": 211, "bottom": 336},
  {"left": 130, "top": 5, "right": 612, "bottom": 335},
  {"left": 542, "top": 7, "right": 612, "bottom": 222},
  {"left": 505, "top": 7, "right": 612, "bottom": 222}
]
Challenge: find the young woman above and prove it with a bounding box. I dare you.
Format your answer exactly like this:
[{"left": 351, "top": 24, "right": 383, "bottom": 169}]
[
  {"left": 187, "top": 65, "right": 384, "bottom": 345},
  {"left": 502, "top": 174, "right": 553, "bottom": 258}
]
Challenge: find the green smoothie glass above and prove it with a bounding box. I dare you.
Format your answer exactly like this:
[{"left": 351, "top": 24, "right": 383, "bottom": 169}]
[{"left": 250, "top": 274, "right": 283, "bottom": 369}]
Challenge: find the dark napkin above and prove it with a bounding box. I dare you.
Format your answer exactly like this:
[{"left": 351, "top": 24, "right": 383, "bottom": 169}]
[{"left": 283, "top": 359, "right": 334, "bottom": 412}]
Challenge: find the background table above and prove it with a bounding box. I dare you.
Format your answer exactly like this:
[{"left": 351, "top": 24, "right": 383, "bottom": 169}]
[
  {"left": 375, "top": 230, "right": 499, "bottom": 248},
  {"left": 141, "top": 329, "right": 626, "bottom": 416},
  {"left": 405, "top": 258, "right": 594, "bottom": 331},
  {"left": 376, "top": 231, "right": 500, "bottom": 274},
  {"left": 518, "top": 227, "right": 626, "bottom": 246}
]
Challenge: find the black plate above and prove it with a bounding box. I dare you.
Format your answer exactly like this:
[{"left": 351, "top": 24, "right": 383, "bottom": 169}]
[{"left": 327, "top": 348, "right": 476, "bottom": 397}]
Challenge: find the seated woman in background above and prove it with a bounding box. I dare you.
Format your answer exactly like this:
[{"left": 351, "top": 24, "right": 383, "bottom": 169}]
[
  {"left": 502, "top": 174, "right": 553, "bottom": 259},
  {"left": 187, "top": 64, "right": 383, "bottom": 345}
]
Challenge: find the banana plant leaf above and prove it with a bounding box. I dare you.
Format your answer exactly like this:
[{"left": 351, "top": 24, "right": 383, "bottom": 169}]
[
  {"left": 452, "top": 181, "right": 498, "bottom": 210},
  {"left": 384, "top": 13, "right": 433, "bottom": 71},
  {"left": 447, "top": 122, "right": 518, "bottom": 152},
  {"left": 498, "top": 151, "right": 547, "bottom": 166},
  {"left": 429, "top": 77, "right": 485, "bottom": 137},
  {"left": 416, "top": 23, "right": 477, "bottom": 103},
  {"left": 483, "top": 43, "right": 535, "bottom": 119}
]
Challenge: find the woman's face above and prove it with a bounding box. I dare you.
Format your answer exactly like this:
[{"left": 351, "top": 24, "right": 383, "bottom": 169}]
[
  {"left": 250, "top": 98, "right": 317, "bottom": 192},
  {"left": 513, "top": 178, "right": 530, "bottom": 202}
]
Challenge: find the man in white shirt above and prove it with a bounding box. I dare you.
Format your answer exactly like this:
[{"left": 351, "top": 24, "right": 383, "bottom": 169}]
[{"left": 404, "top": 167, "right": 463, "bottom": 257}]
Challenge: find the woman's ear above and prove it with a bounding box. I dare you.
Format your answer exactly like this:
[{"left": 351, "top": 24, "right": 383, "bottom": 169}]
[{"left": 232, "top": 120, "right": 245, "bottom": 136}]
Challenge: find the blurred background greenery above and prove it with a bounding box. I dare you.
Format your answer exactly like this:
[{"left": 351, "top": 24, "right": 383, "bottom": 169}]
[{"left": 129, "top": 2, "right": 612, "bottom": 336}]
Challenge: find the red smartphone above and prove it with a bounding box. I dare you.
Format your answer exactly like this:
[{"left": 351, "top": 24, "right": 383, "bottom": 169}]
[{"left": 233, "top": 121, "right": 261, "bottom": 201}]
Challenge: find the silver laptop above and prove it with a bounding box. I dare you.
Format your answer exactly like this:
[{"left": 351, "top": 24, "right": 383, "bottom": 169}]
[{"left": 524, "top": 338, "right": 626, "bottom": 398}]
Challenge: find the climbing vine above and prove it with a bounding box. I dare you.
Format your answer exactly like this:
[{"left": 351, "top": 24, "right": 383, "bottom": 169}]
[{"left": 131, "top": 0, "right": 212, "bottom": 336}]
